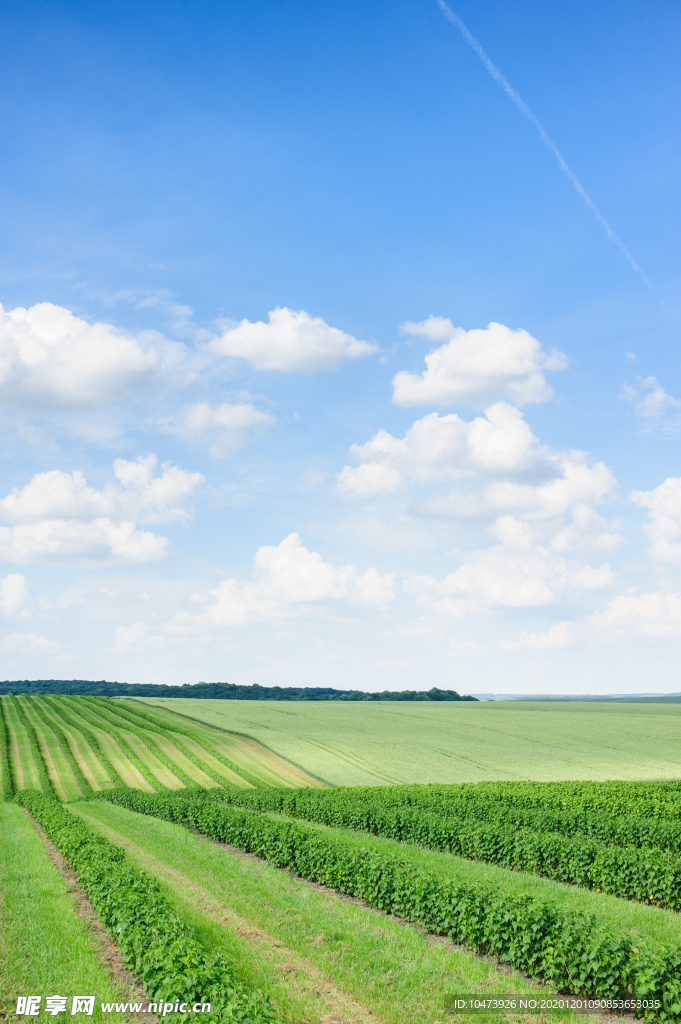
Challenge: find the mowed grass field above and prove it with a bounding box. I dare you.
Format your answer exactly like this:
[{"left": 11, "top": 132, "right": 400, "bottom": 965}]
[
  {"left": 0, "top": 693, "right": 321, "bottom": 799},
  {"left": 134, "top": 697, "right": 681, "bottom": 785}
]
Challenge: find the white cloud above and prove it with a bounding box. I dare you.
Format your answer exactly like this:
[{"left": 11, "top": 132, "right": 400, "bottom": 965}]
[
  {"left": 175, "top": 400, "right": 275, "bottom": 457},
  {"left": 392, "top": 319, "right": 567, "bottom": 408},
  {"left": 0, "top": 455, "right": 203, "bottom": 564},
  {"left": 621, "top": 376, "right": 681, "bottom": 434},
  {"left": 0, "top": 301, "right": 180, "bottom": 407},
  {"left": 338, "top": 403, "right": 615, "bottom": 522},
  {"left": 339, "top": 402, "right": 539, "bottom": 497},
  {"left": 404, "top": 515, "right": 614, "bottom": 617},
  {"left": 2, "top": 631, "right": 61, "bottom": 654},
  {"left": 194, "top": 533, "right": 395, "bottom": 627},
  {"left": 630, "top": 476, "right": 681, "bottom": 563},
  {"left": 501, "top": 621, "right": 574, "bottom": 651},
  {"left": 208, "top": 307, "right": 378, "bottom": 372},
  {"left": 591, "top": 591, "right": 681, "bottom": 638},
  {"left": 0, "top": 574, "right": 30, "bottom": 617}
]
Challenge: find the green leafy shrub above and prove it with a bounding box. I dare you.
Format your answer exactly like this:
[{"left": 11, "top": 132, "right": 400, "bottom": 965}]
[
  {"left": 100, "top": 788, "right": 681, "bottom": 1021},
  {"left": 198, "top": 784, "right": 681, "bottom": 908},
  {"left": 0, "top": 698, "right": 15, "bottom": 800},
  {"left": 19, "top": 790, "right": 281, "bottom": 1024}
]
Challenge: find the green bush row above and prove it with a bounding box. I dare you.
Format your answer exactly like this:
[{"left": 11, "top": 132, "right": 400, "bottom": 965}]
[
  {"left": 88, "top": 697, "right": 250, "bottom": 790},
  {"left": 19, "top": 789, "right": 281, "bottom": 1023},
  {"left": 61, "top": 697, "right": 166, "bottom": 791},
  {"left": 193, "top": 786, "right": 681, "bottom": 909},
  {"left": 27, "top": 696, "right": 93, "bottom": 796},
  {"left": 0, "top": 698, "right": 15, "bottom": 800},
  {"left": 43, "top": 695, "right": 125, "bottom": 788},
  {"left": 108, "top": 699, "right": 262, "bottom": 787},
  {"left": 11, "top": 694, "right": 56, "bottom": 797},
  {"left": 100, "top": 787, "right": 681, "bottom": 1021},
  {"left": 208, "top": 782, "right": 681, "bottom": 858},
  {"left": 74, "top": 698, "right": 199, "bottom": 790}
]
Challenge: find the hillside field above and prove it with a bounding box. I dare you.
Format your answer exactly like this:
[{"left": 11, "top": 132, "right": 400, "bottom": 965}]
[{"left": 133, "top": 697, "right": 681, "bottom": 785}]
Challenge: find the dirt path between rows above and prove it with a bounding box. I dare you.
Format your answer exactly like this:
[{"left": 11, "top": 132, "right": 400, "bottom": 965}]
[
  {"left": 70, "top": 809, "right": 386, "bottom": 1024},
  {"left": 22, "top": 809, "right": 158, "bottom": 1024}
]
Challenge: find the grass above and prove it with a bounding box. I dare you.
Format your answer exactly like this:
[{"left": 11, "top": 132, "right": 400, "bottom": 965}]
[
  {"left": 279, "top": 814, "right": 681, "bottom": 952},
  {"left": 135, "top": 698, "right": 681, "bottom": 786},
  {"left": 71, "top": 798, "right": 569, "bottom": 1024},
  {"left": 40, "top": 700, "right": 114, "bottom": 790},
  {"left": 4, "top": 696, "right": 321, "bottom": 799},
  {"left": 121, "top": 699, "right": 325, "bottom": 787},
  {"left": 17, "top": 696, "right": 83, "bottom": 802},
  {"left": 1, "top": 695, "right": 42, "bottom": 792},
  {"left": 0, "top": 804, "right": 134, "bottom": 1022}
]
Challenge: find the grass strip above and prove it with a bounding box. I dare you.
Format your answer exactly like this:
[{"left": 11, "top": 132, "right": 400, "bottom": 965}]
[
  {"left": 80, "top": 699, "right": 198, "bottom": 790},
  {"left": 0, "top": 697, "right": 15, "bottom": 800},
  {"left": 62, "top": 697, "right": 164, "bottom": 792},
  {"left": 0, "top": 803, "right": 133, "bottom": 1021},
  {"left": 114, "top": 701, "right": 262, "bottom": 787},
  {"left": 206, "top": 785, "right": 681, "bottom": 909},
  {"left": 18, "top": 790, "right": 282, "bottom": 1024},
  {"left": 44, "top": 696, "right": 124, "bottom": 788},
  {"left": 74, "top": 798, "right": 566, "bottom": 1024},
  {"left": 87, "top": 698, "right": 225, "bottom": 789},
  {"left": 18, "top": 695, "right": 84, "bottom": 802},
  {"left": 99, "top": 788, "right": 681, "bottom": 1021},
  {"left": 28, "top": 697, "right": 93, "bottom": 796},
  {"left": 8, "top": 693, "right": 56, "bottom": 796}
]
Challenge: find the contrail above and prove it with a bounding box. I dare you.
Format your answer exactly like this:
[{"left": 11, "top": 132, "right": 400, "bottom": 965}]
[{"left": 436, "top": 0, "right": 654, "bottom": 291}]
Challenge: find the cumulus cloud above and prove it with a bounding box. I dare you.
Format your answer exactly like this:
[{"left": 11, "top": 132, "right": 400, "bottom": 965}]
[
  {"left": 193, "top": 533, "right": 395, "bottom": 627},
  {"left": 621, "top": 377, "right": 681, "bottom": 434},
  {"left": 208, "top": 307, "right": 378, "bottom": 372},
  {"left": 392, "top": 319, "right": 567, "bottom": 408},
  {"left": 339, "top": 403, "right": 539, "bottom": 497},
  {"left": 0, "top": 301, "right": 184, "bottom": 408},
  {"left": 591, "top": 591, "right": 681, "bottom": 638},
  {"left": 173, "top": 400, "right": 275, "bottom": 457},
  {"left": 630, "top": 477, "right": 681, "bottom": 563},
  {"left": 2, "top": 631, "right": 61, "bottom": 654},
  {"left": 0, "top": 455, "right": 203, "bottom": 564},
  {"left": 404, "top": 515, "right": 614, "bottom": 617},
  {"left": 1, "top": 573, "right": 30, "bottom": 617},
  {"left": 338, "top": 403, "right": 615, "bottom": 523}
]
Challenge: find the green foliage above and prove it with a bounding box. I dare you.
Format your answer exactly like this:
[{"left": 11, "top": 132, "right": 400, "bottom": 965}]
[
  {"left": 63, "top": 696, "right": 166, "bottom": 791},
  {"left": 0, "top": 697, "right": 15, "bottom": 800},
  {"left": 0, "top": 678, "right": 476, "bottom": 700},
  {"left": 201, "top": 783, "right": 681, "bottom": 908},
  {"left": 10, "top": 694, "right": 56, "bottom": 797},
  {"left": 90, "top": 697, "right": 256, "bottom": 788},
  {"left": 27, "top": 696, "right": 93, "bottom": 796},
  {"left": 100, "top": 788, "right": 681, "bottom": 1021},
  {"left": 43, "top": 695, "right": 125, "bottom": 788},
  {"left": 18, "top": 790, "right": 282, "bottom": 1023}
]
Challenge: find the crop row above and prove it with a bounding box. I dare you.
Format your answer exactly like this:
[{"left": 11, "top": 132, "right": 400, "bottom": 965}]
[
  {"left": 100, "top": 787, "right": 681, "bottom": 1021},
  {"left": 19, "top": 789, "right": 281, "bottom": 1023},
  {"left": 85, "top": 697, "right": 260, "bottom": 787},
  {"left": 0, "top": 699, "right": 15, "bottom": 800},
  {"left": 213, "top": 782, "right": 681, "bottom": 853},
  {"left": 187, "top": 785, "right": 681, "bottom": 909}
]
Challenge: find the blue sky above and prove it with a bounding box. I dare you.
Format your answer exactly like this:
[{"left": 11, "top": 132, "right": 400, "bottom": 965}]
[{"left": 1, "top": 0, "right": 680, "bottom": 692}]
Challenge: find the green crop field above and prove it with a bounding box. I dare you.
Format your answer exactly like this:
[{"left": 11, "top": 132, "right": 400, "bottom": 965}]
[
  {"left": 4, "top": 692, "right": 681, "bottom": 1023},
  {"left": 133, "top": 697, "right": 681, "bottom": 785}
]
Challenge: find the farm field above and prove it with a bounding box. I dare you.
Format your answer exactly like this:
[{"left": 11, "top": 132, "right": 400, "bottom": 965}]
[
  {"left": 0, "top": 694, "right": 320, "bottom": 798},
  {"left": 0, "top": 803, "right": 135, "bottom": 1021},
  {"left": 71, "top": 798, "right": 556, "bottom": 1024},
  {"left": 4, "top": 693, "right": 681, "bottom": 1022},
  {"left": 134, "top": 697, "right": 681, "bottom": 785}
]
